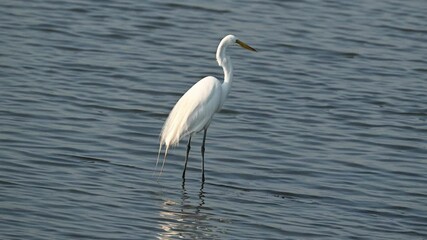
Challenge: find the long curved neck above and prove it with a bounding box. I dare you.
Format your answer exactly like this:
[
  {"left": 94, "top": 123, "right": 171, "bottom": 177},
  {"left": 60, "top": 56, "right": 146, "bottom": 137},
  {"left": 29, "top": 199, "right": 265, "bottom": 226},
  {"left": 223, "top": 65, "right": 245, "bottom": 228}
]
[
  {"left": 216, "top": 42, "right": 234, "bottom": 101},
  {"left": 222, "top": 56, "right": 233, "bottom": 84},
  {"left": 221, "top": 56, "right": 233, "bottom": 93}
]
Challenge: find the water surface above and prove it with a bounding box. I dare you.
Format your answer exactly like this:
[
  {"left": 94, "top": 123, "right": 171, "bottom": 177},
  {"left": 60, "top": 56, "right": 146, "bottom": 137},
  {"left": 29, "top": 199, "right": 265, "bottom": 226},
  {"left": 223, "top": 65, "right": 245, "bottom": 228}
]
[{"left": 1, "top": 0, "right": 427, "bottom": 239}]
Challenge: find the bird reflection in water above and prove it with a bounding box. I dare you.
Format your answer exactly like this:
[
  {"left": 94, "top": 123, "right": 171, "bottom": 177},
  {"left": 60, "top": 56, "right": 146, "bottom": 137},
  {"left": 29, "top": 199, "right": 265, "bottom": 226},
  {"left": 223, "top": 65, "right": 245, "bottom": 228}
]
[{"left": 157, "top": 183, "right": 219, "bottom": 239}]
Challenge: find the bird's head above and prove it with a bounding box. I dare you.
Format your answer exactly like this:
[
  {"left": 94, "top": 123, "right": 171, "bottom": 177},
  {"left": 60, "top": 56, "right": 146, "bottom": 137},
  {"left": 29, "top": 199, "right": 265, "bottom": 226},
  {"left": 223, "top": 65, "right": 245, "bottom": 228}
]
[{"left": 217, "top": 35, "right": 256, "bottom": 66}]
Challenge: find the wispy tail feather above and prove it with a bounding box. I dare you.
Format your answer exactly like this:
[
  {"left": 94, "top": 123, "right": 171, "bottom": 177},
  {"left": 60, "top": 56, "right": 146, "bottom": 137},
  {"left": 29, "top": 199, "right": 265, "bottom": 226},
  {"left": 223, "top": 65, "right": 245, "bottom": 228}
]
[
  {"left": 154, "top": 143, "right": 163, "bottom": 175},
  {"left": 156, "top": 117, "right": 183, "bottom": 180},
  {"left": 155, "top": 141, "right": 170, "bottom": 181},
  {"left": 159, "top": 145, "right": 170, "bottom": 178}
]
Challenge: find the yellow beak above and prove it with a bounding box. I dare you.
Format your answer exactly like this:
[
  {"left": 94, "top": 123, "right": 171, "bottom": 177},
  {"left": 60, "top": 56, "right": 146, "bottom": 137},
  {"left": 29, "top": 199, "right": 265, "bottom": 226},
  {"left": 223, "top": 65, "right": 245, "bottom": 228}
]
[{"left": 236, "top": 39, "right": 257, "bottom": 52}]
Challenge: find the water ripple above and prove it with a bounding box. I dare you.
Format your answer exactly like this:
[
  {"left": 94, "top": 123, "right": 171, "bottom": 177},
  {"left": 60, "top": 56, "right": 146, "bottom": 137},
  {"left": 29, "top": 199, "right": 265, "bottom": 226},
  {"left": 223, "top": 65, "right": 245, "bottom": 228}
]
[{"left": 1, "top": 0, "right": 427, "bottom": 239}]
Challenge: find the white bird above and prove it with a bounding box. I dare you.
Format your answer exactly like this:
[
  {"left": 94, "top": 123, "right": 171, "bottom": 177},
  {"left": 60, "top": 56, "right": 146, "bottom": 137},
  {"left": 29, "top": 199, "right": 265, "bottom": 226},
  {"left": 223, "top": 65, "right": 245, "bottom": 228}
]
[{"left": 157, "top": 34, "right": 256, "bottom": 182}]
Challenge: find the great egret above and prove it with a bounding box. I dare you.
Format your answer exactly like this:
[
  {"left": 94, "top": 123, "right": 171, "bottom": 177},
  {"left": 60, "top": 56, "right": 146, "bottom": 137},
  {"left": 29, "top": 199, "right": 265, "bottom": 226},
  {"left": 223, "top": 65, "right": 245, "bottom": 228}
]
[{"left": 157, "top": 34, "right": 256, "bottom": 182}]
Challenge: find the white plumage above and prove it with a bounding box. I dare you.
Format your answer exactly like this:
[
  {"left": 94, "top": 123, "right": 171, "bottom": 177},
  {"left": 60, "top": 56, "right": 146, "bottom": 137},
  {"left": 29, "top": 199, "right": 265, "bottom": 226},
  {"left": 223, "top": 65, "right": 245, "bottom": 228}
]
[
  {"left": 161, "top": 76, "right": 221, "bottom": 148},
  {"left": 157, "top": 34, "right": 256, "bottom": 181}
]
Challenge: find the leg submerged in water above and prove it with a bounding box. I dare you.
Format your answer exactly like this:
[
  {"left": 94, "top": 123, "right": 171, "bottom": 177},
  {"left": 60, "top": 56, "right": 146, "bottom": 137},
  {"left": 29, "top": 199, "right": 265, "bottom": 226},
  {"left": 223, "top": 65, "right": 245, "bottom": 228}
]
[
  {"left": 182, "top": 136, "right": 191, "bottom": 180},
  {"left": 201, "top": 128, "right": 207, "bottom": 182}
]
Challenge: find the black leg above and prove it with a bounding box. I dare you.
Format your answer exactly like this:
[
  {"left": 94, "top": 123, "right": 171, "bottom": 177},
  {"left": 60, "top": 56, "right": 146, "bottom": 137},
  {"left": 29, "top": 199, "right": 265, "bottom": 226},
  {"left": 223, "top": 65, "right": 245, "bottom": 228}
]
[
  {"left": 182, "top": 136, "right": 191, "bottom": 180},
  {"left": 201, "top": 128, "right": 207, "bottom": 182}
]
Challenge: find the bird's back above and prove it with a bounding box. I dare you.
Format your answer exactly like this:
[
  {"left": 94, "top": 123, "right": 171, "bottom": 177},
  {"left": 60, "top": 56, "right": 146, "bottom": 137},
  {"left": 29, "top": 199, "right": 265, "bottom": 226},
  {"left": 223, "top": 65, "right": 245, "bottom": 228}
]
[{"left": 160, "top": 76, "right": 222, "bottom": 149}]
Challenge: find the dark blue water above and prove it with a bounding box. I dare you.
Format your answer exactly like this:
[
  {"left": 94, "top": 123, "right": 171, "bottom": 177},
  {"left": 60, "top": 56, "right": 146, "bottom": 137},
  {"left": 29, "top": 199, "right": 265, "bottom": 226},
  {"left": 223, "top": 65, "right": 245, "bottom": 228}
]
[{"left": 1, "top": 0, "right": 427, "bottom": 239}]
